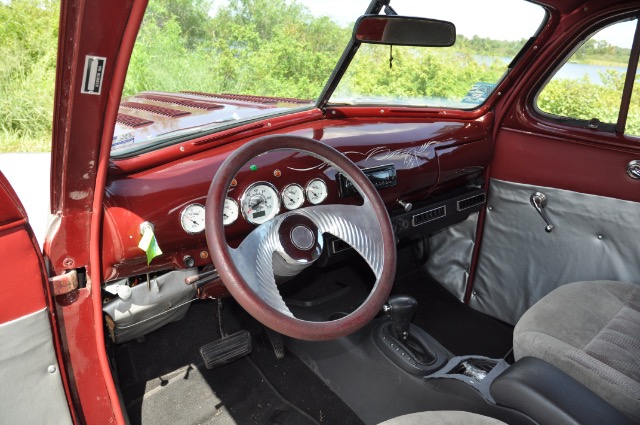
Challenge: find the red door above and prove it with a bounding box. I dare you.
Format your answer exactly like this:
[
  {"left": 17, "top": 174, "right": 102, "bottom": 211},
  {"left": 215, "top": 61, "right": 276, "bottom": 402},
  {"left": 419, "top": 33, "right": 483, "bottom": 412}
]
[
  {"left": 0, "top": 171, "right": 74, "bottom": 424},
  {"left": 468, "top": 5, "right": 640, "bottom": 325}
]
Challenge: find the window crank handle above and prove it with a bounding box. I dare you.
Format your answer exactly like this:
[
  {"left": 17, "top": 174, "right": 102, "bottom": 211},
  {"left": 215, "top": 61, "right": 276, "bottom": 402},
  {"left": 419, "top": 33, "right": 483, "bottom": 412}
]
[{"left": 530, "top": 192, "right": 554, "bottom": 233}]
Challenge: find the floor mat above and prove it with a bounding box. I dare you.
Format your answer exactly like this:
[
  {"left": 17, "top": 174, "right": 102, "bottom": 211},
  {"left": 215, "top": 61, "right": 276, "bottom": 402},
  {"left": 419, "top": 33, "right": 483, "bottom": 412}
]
[
  {"left": 113, "top": 299, "right": 364, "bottom": 425},
  {"left": 392, "top": 268, "right": 514, "bottom": 358}
]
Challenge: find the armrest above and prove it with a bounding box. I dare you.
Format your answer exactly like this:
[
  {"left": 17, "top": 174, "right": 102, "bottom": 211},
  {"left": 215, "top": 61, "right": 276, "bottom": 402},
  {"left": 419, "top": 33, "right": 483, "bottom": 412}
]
[{"left": 490, "top": 357, "right": 634, "bottom": 425}]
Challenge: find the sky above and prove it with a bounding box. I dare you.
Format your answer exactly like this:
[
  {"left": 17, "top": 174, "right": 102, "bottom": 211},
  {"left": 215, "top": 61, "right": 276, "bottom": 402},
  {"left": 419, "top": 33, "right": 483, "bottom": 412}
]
[
  {"left": 211, "top": 0, "right": 634, "bottom": 48},
  {"left": 301, "top": 0, "right": 634, "bottom": 48}
]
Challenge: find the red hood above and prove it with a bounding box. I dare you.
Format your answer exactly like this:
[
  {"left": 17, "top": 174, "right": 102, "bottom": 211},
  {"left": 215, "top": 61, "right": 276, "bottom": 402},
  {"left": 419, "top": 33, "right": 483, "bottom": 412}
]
[{"left": 112, "top": 91, "right": 313, "bottom": 154}]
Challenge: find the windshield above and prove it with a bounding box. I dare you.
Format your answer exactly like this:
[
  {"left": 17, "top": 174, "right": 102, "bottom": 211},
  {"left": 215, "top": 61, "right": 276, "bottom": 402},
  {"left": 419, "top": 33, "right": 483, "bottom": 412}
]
[
  {"left": 331, "top": 0, "right": 546, "bottom": 108},
  {"left": 112, "top": 0, "right": 545, "bottom": 157}
]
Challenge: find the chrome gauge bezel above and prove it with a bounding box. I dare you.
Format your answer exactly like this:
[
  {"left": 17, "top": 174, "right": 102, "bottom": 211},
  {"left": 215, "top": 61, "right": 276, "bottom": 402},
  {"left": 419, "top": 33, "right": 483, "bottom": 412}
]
[
  {"left": 240, "top": 181, "right": 281, "bottom": 225},
  {"left": 305, "top": 178, "right": 328, "bottom": 205},
  {"left": 180, "top": 203, "right": 206, "bottom": 234},
  {"left": 281, "top": 183, "right": 305, "bottom": 210},
  {"left": 223, "top": 197, "right": 239, "bottom": 226}
]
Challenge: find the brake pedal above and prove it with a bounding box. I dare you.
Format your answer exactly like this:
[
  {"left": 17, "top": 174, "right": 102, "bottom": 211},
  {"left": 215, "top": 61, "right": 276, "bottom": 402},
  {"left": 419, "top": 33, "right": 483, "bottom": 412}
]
[{"left": 199, "top": 330, "right": 252, "bottom": 369}]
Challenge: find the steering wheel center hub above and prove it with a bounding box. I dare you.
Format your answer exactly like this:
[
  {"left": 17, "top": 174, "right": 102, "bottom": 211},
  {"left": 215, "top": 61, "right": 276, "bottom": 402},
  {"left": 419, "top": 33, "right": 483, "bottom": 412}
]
[
  {"left": 291, "top": 225, "right": 315, "bottom": 250},
  {"left": 277, "top": 215, "right": 323, "bottom": 264}
]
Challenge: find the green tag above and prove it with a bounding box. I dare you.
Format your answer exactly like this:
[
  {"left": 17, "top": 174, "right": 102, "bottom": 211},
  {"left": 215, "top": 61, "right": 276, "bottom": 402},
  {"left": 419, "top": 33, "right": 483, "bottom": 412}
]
[{"left": 138, "top": 225, "right": 163, "bottom": 265}]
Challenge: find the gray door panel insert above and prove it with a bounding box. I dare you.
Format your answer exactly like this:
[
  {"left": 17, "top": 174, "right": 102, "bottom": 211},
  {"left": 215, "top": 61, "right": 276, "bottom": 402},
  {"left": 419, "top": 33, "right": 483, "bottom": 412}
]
[
  {"left": 0, "top": 308, "right": 73, "bottom": 425},
  {"left": 471, "top": 179, "right": 640, "bottom": 325}
]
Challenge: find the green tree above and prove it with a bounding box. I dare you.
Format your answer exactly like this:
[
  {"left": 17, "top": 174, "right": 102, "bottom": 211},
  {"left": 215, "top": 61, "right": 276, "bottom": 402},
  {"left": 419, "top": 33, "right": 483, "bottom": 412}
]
[{"left": 0, "top": 0, "right": 59, "bottom": 152}]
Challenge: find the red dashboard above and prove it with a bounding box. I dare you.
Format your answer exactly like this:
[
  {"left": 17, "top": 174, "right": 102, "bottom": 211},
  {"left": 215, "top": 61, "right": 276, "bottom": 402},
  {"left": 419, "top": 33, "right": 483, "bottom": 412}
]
[{"left": 102, "top": 115, "right": 492, "bottom": 286}]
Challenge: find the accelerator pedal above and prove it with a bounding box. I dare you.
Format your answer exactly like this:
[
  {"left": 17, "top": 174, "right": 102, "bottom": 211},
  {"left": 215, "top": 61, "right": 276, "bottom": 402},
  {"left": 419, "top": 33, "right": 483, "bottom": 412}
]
[
  {"left": 265, "top": 328, "right": 285, "bottom": 360},
  {"left": 199, "top": 330, "right": 252, "bottom": 369}
]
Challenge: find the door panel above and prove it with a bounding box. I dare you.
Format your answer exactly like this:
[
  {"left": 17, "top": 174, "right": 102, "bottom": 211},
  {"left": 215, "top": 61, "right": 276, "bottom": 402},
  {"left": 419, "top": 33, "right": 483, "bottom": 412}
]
[
  {"left": 491, "top": 129, "right": 640, "bottom": 202},
  {"left": 471, "top": 178, "right": 640, "bottom": 325},
  {"left": 0, "top": 172, "right": 73, "bottom": 424}
]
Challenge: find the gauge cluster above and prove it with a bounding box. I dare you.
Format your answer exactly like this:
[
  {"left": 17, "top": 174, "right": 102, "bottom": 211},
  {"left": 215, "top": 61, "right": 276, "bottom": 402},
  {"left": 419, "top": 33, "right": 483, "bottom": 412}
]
[{"left": 179, "top": 178, "right": 329, "bottom": 233}]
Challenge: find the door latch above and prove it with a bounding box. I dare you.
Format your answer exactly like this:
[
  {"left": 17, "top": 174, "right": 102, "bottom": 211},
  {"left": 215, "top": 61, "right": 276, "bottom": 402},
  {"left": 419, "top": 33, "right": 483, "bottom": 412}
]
[
  {"left": 530, "top": 192, "right": 554, "bottom": 233},
  {"left": 49, "top": 269, "right": 79, "bottom": 296}
]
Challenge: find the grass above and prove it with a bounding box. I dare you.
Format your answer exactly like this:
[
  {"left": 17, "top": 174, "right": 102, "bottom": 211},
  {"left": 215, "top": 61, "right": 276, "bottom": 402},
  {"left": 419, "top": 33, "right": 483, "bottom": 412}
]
[{"left": 0, "top": 132, "right": 51, "bottom": 153}]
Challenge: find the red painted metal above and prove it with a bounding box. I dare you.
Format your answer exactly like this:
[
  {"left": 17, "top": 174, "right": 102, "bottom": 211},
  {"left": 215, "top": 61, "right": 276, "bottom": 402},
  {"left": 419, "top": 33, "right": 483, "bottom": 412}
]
[
  {"left": 491, "top": 129, "right": 640, "bottom": 202},
  {"left": 109, "top": 109, "right": 323, "bottom": 175},
  {"left": 0, "top": 171, "right": 79, "bottom": 423},
  {"left": 489, "top": 1, "right": 640, "bottom": 200},
  {"left": 0, "top": 176, "right": 47, "bottom": 324},
  {"left": 116, "top": 113, "right": 154, "bottom": 128},
  {"left": 121, "top": 101, "right": 191, "bottom": 117},
  {"left": 46, "top": 0, "right": 146, "bottom": 423},
  {"left": 134, "top": 94, "right": 224, "bottom": 110},
  {"left": 102, "top": 117, "right": 489, "bottom": 279}
]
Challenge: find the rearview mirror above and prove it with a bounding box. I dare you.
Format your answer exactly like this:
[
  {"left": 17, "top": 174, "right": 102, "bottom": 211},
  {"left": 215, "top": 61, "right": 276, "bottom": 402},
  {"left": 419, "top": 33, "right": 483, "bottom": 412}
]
[{"left": 354, "top": 15, "right": 456, "bottom": 47}]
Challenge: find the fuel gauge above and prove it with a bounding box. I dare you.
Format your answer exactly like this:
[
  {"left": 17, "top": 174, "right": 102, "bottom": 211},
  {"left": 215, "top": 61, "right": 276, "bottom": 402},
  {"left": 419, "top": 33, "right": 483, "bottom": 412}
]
[
  {"left": 306, "top": 179, "right": 328, "bottom": 205},
  {"left": 281, "top": 184, "right": 305, "bottom": 210}
]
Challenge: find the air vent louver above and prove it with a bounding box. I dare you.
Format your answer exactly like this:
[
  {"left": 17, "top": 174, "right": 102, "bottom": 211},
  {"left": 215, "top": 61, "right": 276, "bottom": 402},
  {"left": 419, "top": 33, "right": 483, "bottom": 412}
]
[
  {"left": 116, "top": 113, "right": 154, "bottom": 128},
  {"left": 412, "top": 206, "right": 446, "bottom": 227},
  {"left": 180, "top": 91, "right": 313, "bottom": 105},
  {"left": 135, "top": 94, "right": 224, "bottom": 111},
  {"left": 457, "top": 193, "right": 486, "bottom": 211},
  {"left": 121, "top": 101, "right": 191, "bottom": 118}
]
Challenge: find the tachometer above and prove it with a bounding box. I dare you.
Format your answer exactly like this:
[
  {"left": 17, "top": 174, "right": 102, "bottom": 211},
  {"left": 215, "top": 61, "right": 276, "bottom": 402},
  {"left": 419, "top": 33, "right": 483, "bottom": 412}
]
[
  {"left": 180, "top": 203, "right": 206, "bottom": 234},
  {"left": 281, "top": 184, "right": 305, "bottom": 210},
  {"left": 241, "top": 182, "right": 280, "bottom": 225},
  {"left": 223, "top": 197, "right": 239, "bottom": 226},
  {"left": 306, "top": 179, "right": 328, "bottom": 205}
]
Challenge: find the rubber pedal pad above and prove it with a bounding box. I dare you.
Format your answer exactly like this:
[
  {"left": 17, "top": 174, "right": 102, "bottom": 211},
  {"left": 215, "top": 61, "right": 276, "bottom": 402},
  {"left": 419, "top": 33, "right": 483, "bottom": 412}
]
[
  {"left": 199, "top": 331, "right": 252, "bottom": 369},
  {"left": 265, "top": 328, "right": 285, "bottom": 360}
]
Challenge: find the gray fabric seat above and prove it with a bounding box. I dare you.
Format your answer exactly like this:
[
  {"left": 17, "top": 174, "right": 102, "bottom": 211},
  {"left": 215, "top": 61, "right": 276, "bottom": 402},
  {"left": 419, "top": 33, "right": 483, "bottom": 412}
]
[
  {"left": 513, "top": 280, "right": 640, "bottom": 423},
  {"left": 378, "top": 411, "right": 506, "bottom": 425}
]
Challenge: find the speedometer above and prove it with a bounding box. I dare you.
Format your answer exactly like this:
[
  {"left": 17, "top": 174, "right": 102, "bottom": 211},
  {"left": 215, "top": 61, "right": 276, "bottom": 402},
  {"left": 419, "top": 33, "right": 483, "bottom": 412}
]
[{"left": 241, "top": 182, "right": 280, "bottom": 225}]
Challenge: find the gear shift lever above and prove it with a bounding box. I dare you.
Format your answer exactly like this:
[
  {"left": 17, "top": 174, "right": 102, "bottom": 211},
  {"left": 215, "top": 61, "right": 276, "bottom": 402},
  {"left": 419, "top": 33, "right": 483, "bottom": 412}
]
[{"left": 383, "top": 295, "right": 417, "bottom": 341}]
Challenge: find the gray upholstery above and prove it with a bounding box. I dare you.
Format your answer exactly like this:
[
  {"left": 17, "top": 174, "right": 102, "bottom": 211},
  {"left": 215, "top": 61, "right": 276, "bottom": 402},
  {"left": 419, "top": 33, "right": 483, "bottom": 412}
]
[
  {"left": 378, "top": 411, "right": 506, "bottom": 425},
  {"left": 514, "top": 281, "right": 640, "bottom": 422}
]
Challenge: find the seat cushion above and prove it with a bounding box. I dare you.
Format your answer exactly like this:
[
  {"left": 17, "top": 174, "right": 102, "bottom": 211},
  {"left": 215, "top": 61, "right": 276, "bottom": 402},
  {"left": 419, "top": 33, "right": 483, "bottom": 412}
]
[
  {"left": 378, "top": 411, "right": 506, "bottom": 425},
  {"left": 513, "top": 281, "right": 640, "bottom": 422}
]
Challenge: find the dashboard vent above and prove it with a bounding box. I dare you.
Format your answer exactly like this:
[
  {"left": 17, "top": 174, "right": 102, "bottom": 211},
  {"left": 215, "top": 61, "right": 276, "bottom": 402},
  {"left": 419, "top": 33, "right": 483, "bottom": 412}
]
[
  {"left": 116, "top": 113, "right": 154, "bottom": 128},
  {"left": 121, "top": 101, "right": 191, "bottom": 118},
  {"left": 457, "top": 193, "right": 486, "bottom": 211},
  {"left": 412, "top": 206, "right": 446, "bottom": 227},
  {"left": 135, "top": 94, "right": 224, "bottom": 111}
]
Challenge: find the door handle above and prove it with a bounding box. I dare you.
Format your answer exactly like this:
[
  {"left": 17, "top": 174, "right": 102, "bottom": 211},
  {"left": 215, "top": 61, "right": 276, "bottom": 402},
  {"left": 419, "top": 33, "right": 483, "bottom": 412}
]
[
  {"left": 627, "top": 160, "right": 640, "bottom": 179},
  {"left": 530, "top": 192, "right": 554, "bottom": 233}
]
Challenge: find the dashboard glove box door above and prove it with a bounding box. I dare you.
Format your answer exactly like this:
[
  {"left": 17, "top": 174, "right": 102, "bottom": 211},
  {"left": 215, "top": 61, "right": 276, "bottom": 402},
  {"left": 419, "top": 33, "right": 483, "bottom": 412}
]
[{"left": 103, "top": 268, "right": 197, "bottom": 344}]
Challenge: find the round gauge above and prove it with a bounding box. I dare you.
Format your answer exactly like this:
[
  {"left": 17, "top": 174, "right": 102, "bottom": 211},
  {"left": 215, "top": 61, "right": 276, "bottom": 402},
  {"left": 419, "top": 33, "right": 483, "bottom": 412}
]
[
  {"left": 223, "top": 197, "right": 239, "bottom": 226},
  {"left": 306, "top": 179, "right": 328, "bottom": 205},
  {"left": 180, "top": 203, "right": 206, "bottom": 234},
  {"left": 241, "top": 182, "right": 280, "bottom": 225},
  {"left": 281, "top": 184, "right": 305, "bottom": 210}
]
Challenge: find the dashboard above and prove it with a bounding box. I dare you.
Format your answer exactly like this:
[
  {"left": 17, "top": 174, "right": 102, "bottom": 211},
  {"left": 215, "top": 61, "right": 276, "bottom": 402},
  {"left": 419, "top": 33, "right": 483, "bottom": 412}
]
[{"left": 102, "top": 116, "right": 491, "bottom": 284}]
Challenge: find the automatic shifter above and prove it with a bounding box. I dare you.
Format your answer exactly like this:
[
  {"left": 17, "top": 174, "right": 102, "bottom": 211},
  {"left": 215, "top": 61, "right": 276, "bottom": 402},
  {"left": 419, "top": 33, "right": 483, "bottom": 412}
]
[
  {"left": 383, "top": 295, "right": 418, "bottom": 341},
  {"left": 377, "top": 294, "right": 447, "bottom": 375}
]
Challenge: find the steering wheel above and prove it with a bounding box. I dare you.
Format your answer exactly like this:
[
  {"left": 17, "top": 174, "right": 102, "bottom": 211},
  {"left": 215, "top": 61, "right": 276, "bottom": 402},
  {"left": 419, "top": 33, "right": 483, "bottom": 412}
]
[{"left": 205, "top": 134, "right": 396, "bottom": 341}]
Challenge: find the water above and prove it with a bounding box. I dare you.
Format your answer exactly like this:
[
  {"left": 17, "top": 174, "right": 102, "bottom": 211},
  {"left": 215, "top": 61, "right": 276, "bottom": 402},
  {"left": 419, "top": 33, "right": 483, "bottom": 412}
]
[
  {"left": 476, "top": 55, "right": 628, "bottom": 85},
  {"left": 554, "top": 61, "right": 627, "bottom": 84}
]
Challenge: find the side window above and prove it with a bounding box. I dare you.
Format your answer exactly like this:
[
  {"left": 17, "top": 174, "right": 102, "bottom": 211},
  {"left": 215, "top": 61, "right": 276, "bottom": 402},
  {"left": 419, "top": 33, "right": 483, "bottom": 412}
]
[{"left": 536, "top": 19, "right": 637, "bottom": 133}]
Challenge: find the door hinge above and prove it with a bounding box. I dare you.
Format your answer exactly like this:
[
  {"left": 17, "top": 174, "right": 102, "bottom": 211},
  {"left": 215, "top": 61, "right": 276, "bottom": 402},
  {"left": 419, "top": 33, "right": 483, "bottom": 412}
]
[{"left": 49, "top": 270, "right": 79, "bottom": 296}]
